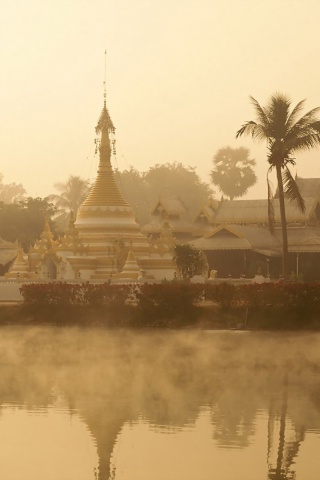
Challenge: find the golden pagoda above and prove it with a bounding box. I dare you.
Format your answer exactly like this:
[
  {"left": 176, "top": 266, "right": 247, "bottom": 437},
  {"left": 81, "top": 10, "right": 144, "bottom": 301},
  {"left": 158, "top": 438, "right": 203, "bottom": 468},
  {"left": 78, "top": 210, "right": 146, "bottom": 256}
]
[{"left": 72, "top": 88, "right": 174, "bottom": 281}]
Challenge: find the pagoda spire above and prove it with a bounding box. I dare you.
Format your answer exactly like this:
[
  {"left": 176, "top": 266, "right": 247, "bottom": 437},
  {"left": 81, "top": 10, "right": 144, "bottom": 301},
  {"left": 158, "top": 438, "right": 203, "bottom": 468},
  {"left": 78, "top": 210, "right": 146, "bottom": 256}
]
[{"left": 82, "top": 54, "right": 128, "bottom": 208}]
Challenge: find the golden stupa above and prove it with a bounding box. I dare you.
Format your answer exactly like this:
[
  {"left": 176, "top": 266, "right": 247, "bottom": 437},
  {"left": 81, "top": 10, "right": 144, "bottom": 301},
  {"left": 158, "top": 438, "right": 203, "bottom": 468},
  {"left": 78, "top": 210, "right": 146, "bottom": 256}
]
[{"left": 69, "top": 90, "right": 174, "bottom": 281}]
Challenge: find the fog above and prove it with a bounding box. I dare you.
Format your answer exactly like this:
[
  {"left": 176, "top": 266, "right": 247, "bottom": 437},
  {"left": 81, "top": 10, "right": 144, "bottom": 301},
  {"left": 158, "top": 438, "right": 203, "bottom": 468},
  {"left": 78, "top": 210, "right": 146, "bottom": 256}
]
[
  {"left": 0, "top": 327, "right": 319, "bottom": 478},
  {"left": 2, "top": 1, "right": 320, "bottom": 199}
]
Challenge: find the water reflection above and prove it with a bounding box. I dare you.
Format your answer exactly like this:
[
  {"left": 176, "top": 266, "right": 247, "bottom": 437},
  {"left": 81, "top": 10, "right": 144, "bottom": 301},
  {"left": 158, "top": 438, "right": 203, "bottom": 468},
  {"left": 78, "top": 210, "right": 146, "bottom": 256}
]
[{"left": 0, "top": 329, "right": 319, "bottom": 479}]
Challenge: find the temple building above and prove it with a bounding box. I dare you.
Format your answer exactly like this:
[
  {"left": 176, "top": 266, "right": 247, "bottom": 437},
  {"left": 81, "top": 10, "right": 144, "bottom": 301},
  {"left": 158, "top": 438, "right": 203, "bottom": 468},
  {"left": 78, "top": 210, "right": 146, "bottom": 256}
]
[
  {"left": 141, "top": 196, "right": 195, "bottom": 242},
  {"left": 192, "top": 178, "right": 320, "bottom": 281}
]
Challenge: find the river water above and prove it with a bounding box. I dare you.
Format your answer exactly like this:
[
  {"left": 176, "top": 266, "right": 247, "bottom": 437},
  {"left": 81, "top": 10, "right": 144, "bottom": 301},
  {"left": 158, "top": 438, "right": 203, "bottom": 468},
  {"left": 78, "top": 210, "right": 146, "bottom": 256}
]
[{"left": 0, "top": 327, "right": 319, "bottom": 480}]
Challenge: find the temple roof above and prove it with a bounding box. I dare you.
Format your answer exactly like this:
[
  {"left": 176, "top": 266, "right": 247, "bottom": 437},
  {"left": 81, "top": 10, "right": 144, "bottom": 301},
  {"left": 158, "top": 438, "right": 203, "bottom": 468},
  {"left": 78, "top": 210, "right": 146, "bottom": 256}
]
[
  {"left": 192, "top": 225, "right": 270, "bottom": 252},
  {"left": 194, "top": 178, "right": 320, "bottom": 228},
  {"left": 206, "top": 197, "right": 317, "bottom": 225},
  {"left": 151, "top": 197, "right": 187, "bottom": 216},
  {"left": 275, "top": 177, "right": 320, "bottom": 199},
  {"left": 192, "top": 224, "right": 320, "bottom": 255},
  {"left": 0, "top": 250, "right": 17, "bottom": 267}
]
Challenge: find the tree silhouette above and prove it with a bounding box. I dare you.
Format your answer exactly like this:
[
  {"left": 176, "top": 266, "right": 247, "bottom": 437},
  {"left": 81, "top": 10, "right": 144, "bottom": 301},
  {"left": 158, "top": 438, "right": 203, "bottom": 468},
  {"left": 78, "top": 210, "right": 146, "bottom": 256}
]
[
  {"left": 173, "top": 243, "right": 208, "bottom": 280},
  {"left": 0, "top": 173, "right": 26, "bottom": 203},
  {"left": 48, "top": 175, "right": 91, "bottom": 216},
  {"left": 210, "top": 147, "right": 257, "bottom": 200},
  {"left": 0, "top": 197, "right": 57, "bottom": 251}
]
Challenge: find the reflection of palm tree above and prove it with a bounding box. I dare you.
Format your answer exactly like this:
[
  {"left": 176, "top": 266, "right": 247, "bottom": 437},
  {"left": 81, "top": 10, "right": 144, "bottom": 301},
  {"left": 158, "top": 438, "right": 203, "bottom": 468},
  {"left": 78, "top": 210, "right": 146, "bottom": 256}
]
[
  {"left": 47, "top": 175, "right": 91, "bottom": 216},
  {"left": 267, "top": 373, "right": 305, "bottom": 480}
]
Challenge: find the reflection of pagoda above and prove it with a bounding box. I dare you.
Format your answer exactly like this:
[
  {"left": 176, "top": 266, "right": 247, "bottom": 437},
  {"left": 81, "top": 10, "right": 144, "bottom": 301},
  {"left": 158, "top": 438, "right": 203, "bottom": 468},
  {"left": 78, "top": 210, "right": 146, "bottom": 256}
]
[{"left": 75, "top": 396, "right": 132, "bottom": 480}]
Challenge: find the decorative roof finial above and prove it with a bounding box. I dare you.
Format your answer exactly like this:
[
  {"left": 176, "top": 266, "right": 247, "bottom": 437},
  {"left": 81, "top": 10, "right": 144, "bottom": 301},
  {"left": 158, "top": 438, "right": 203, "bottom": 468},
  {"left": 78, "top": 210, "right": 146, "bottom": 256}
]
[{"left": 103, "top": 49, "right": 107, "bottom": 107}]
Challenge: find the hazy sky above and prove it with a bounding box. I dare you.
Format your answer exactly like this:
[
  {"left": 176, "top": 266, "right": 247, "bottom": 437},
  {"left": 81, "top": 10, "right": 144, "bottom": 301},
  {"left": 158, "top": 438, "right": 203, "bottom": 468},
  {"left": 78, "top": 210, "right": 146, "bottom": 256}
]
[{"left": 1, "top": 0, "right": 320, "bottom": 199}]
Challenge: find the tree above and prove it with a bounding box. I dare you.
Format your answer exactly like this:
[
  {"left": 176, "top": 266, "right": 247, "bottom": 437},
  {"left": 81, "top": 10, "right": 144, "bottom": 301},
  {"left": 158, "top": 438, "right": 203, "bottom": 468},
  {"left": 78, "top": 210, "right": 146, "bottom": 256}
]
[
  {"left": 236, "top": 93, "right": 320, "bottom": 278},
  {"left": 115, "top": 163, "right": 213, "bottom": 224},
  {"left": 114, "top": 167, "right": 151, "bottom": 224},
  {"left": 173, "top": 244, "right": 208, "bottom": 281},
  {"left": 0, "top": 173, "right": 26, "bottom": 203},
  {"left": 144, "top": 162, "right": 213, "bottom": 218},
  {"left": 47, "top": 175, "right": 91, "bottom": 216},
  {"left": 0, "top": 197, "right": 57, "bottom": 251},
  {"left": 210, "top": 147, "right": 257, "bottom": 200}
]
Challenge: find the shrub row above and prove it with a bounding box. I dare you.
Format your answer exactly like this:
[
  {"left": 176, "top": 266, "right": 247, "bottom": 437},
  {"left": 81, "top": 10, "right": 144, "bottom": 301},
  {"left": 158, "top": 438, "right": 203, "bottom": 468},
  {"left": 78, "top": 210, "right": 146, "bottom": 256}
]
[
  {"left": 205, "top": 282, "right": 320, "bottom": 310},
  {"left": 19, "top": 282, "right": 131, "bottom": 307},
  {"left": 20, "top": 281, "right": 320, "bottom": 311},
  {"left": 13, "top": 281, "right": 320, "bottom": 329}
]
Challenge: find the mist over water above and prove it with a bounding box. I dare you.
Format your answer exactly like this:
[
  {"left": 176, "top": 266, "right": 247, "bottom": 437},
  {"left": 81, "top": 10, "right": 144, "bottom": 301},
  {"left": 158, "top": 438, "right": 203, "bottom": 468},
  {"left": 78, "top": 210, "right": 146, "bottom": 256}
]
[{"left": 0, "top": 327, "right": 319, "bottom": 480}]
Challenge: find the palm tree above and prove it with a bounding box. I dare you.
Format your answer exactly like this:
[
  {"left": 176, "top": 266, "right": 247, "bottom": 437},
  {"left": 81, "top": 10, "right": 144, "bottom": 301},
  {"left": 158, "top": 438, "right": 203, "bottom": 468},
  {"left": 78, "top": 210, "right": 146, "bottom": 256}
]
[
  {"left": 211, "top": 146, "right": 257, "bottom": 200},
  {"left": 236, "top": 93, "right": 320, "bottom": 278},
  {"left": 48, "top": 175, "right": 91, "bottom": 216}
]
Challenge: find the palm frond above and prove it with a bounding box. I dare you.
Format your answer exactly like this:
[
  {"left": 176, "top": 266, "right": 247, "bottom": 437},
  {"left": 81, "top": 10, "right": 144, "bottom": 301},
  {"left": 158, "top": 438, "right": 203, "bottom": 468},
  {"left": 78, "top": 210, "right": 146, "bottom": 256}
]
[
  {"left": 286, "top": 107, "right": 320, "bottom": 141},
  {"left": 286, "top": 129, "right": 320, "bottom": 153},
  {"left": 236, "top": 121, "right": 256, "bottom": 138},
  {"left": 267, "top": 93, "right": 291, "bottom": 139},
  {"left": 236, "top": 121, "right": 267, "bottom": 140},
  {"left": 286, "top": 99, "right": 306, "bottom": 131},
  {"left": 267, "top": 167, "right": 275, "bottom": 234},
  {"left": 249, "top": 96, "right": 269, "bottom": 126},
  {"left": 282, "top": 166, "right": 305, "bottom": 213}
]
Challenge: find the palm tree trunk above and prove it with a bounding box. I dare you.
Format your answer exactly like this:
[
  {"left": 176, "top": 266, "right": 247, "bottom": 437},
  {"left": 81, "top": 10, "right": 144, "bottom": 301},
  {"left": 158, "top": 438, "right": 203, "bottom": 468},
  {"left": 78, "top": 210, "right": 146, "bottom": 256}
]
[{"left": 276, "top": 164, "right": 288, "bottom": 279}]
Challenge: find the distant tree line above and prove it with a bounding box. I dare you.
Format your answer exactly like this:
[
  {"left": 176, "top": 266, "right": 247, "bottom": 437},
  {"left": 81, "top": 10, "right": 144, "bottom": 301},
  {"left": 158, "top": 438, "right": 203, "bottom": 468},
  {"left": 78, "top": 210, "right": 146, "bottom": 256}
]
[
  {"left": 0, "top": 154, "right": 257, "bottom": 254},
  {"left": 0, "top": 173, "right": 26, "bottom": 204}
]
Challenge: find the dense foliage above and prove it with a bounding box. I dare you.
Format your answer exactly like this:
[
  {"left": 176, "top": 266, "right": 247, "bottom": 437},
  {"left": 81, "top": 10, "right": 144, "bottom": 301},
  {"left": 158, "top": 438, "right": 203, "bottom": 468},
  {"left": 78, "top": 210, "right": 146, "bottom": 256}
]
[
  {"left": 173, "top": 244, "right": 208, "bottom": 280},
  {"left": 114, "top": 162, "right": 213, "bottom": 224},
  {"left": 0, "top": 197, "right": 57, "bottom": 251},
  {"left": 20, "top": 282, "right": 131, "bottom": 306}
]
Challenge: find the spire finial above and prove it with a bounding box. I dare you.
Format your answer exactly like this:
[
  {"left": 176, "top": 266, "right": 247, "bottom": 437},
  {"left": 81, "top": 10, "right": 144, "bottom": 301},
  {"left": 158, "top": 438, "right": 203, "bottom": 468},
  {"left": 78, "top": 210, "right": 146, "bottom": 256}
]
[{"left": 103, "top": 49, "right": 107, "bottom": 107}]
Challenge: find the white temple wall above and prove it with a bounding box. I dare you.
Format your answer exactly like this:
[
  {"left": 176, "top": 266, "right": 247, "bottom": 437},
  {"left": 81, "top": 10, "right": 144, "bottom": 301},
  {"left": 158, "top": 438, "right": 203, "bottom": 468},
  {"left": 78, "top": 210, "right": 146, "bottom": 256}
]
[
  {"left": 145, "top": 268, "right": 176, "bottom": 281},
  {"left": 58, "top": 260, "right": 75, "bottom": 281},
  {"left": 0, "top": 281, "right": 23, "bottom": 301},
  {"left": 77, "top": 269, "right": 95, "bottom": 281}
]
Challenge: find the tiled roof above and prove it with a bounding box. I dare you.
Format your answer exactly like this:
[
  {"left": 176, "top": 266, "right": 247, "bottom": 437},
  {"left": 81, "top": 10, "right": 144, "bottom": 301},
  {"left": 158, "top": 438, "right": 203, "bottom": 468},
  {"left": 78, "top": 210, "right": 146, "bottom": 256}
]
[
  {"left": 192, "top": 224, "right": 320, "bottom": 255},
  {"left": 192, "top": 225, "right": 280, "bottom": 252},
  {"left": 151, "top": 197, "right": 187, "bottom": 216},
  {"left": 0, "top": 250, "right": 17, "bottom": 266},
  {"left": 210, "top": 197, "right": 317, "bottom": 225}
]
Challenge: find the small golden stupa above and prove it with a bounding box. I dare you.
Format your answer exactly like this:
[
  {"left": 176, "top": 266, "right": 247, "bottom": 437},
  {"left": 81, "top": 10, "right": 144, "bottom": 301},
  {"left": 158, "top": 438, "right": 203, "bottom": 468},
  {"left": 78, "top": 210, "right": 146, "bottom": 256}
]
[{"left": 5, "top": 246, "right": 31, "bottom": 279}]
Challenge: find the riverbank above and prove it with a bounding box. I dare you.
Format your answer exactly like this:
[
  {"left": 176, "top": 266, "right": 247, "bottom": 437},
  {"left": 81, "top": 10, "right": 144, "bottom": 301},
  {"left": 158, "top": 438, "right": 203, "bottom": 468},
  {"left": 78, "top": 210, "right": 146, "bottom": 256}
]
[{"left": 1, "top": 302, "right": 320, "bottom": 330}]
